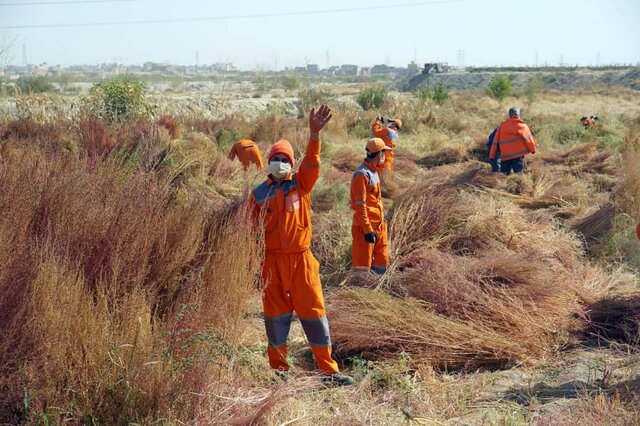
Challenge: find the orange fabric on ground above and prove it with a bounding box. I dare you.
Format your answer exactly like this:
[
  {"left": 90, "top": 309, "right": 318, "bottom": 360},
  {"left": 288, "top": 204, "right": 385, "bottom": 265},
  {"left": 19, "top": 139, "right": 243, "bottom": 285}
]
[
  {"left": 489, "top": 118, "right": 537, "bottom": 162},
  {"left": 350, "top": 161, "right": 389, "bottom": 271},
  {"left": 372, "top": 120, "right": 398, "bottom": 171},
  {"left": 251, "top": 137, "right": 339, "bottom": 374},
  {"left": 228, "top": 139, "right": 264, "bottom": 170}
]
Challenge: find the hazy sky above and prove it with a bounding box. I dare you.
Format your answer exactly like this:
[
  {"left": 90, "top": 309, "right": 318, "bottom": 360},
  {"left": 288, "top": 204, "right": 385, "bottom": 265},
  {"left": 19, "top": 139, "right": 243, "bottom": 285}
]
[{"left": 1, "top": 0, "right": 639, "bottom": 69}]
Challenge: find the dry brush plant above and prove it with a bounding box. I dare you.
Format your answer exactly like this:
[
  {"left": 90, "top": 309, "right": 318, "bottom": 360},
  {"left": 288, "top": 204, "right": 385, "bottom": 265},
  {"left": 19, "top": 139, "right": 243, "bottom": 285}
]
[
  {"left": 330, "top": 161, "right": 629, "bottom": 371},
  {"left": 0, "top": 141, "right": 264, "bottom": 423}
]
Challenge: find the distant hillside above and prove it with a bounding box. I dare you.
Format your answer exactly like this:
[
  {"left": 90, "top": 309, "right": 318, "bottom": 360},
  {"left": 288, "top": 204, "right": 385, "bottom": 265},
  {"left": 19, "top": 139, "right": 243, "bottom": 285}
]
[{"left": 402, "top": 67, "right": 640, "bottom": 92}]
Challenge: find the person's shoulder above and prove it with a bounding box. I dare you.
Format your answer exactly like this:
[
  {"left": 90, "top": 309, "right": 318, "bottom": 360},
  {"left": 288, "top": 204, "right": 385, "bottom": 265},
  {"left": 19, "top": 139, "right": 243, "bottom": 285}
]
[
  {"left": 252, "top": 180, "right": 271, "bottom": 197},
  {"left": 352, "top": 163, "right": 373, "bottom": 179}
]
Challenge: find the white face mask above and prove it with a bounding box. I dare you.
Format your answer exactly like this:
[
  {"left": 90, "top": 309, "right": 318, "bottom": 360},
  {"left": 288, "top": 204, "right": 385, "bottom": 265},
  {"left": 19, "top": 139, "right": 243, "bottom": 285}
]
[
  {"left": 378, "top": 152, "right": 386, "bottom": 165},
  {"left": 269, "top": 160, "right": 292, "bottom": 179}
]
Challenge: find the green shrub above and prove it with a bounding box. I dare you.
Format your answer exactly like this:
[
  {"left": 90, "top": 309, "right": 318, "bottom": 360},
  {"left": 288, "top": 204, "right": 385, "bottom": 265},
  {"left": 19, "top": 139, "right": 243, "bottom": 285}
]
[
  {"left": 488, "top": 74, "right": 512, "bottom": 101},
  {"left": 298, "top": 87, "right": 331, "bottom": 118},
  {"left": 356, "top": 86, "right": 387, "bottom": 111},
  {"left": 215, "top": 128, "right": 243, "bottom": 152},
  {"left": 524, "top": 74, "right": 546, "bottom": 103},
  {"left": 281, "top": 75, "right": 300, "bottom": 91},
  {"left": 16, "top": 76, "right": 55, "bottom": 94},
  {"left": 84, "top": 77, "right": 151, "bottom": 122},
  {"left": 414, "top": 86, "right": 431, "bottom": 102},
  {"left": 414, "top": 84, "right": 449, "bottom": 106},
  {"left": 431, "top": 83, "right": 449, "bottom": 105}
]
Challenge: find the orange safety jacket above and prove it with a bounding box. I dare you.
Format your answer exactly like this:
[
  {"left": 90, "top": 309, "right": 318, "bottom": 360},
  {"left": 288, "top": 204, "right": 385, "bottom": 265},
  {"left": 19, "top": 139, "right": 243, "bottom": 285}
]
[
  {"left": 350, "top": 161, "right": 384, "bottom": 235},
  {"left": 251, "top": 139, "right": 321, "bottom": 253},
  {"left": 229, "top": 139, "right": 264, "bottom": 170},
  {"left": 372, "top": 120, "right": 399, "bottom": 149},
  {"left": 489, "top": 118, "right": 537, "bottom": 162}
]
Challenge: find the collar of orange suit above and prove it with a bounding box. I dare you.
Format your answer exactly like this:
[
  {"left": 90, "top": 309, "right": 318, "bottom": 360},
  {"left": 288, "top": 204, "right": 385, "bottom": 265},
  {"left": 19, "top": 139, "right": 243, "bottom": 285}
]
[
  {"left": 364, "top": 159, "right": 384, "bottom": 173},
  {"left": 267, "top": 173, "right": 294, "bottom": 185}
]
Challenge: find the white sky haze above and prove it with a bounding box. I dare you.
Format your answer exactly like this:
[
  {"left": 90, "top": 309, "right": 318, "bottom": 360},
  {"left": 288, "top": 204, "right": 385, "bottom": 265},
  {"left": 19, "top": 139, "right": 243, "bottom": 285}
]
[{"left": 1, "top": 0, "right": 639, "bottom": 69}]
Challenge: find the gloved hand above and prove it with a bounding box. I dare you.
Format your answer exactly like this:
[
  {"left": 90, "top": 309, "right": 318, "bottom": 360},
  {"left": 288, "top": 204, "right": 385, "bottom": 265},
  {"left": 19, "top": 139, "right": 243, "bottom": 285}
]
[{"left": 364, "top": 232, "right": 378, "bottom": 244}]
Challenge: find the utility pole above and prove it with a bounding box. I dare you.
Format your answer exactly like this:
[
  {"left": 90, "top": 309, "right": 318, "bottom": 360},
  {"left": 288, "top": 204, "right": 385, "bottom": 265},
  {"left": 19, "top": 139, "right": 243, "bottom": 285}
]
[
  {"left": 22, "top": 44, "right": 27, "bottom": 67},
  {"left": 195, "top": 50, "right": 199, "bottom": 67},
  {"left": 535, "top": 50, "right": 539, "bottom": 68},
  {"left": 325, "top": 50, "right": 329, "bottom": 69}
]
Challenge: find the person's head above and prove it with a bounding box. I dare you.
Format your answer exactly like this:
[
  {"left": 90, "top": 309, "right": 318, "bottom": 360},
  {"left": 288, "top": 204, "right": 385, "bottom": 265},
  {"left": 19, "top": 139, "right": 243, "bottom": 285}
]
[
  {"left": 387, "top": 118, "right": 402, "bottom": 130},
  {"left": 365, "top": 137, "right": 391, "bottom": 167},
  {"left": 508, "top": 107, "right": 521, "bottom": 119},
  {"left": 268, "top": 139, "right": 295, "bottom": 180}
]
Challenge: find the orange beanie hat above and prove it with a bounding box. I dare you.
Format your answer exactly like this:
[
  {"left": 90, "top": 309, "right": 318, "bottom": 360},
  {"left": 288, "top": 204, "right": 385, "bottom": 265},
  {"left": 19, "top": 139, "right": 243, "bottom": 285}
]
[{"left": 268, "top": 139, "right": 295, "bottom": 167}]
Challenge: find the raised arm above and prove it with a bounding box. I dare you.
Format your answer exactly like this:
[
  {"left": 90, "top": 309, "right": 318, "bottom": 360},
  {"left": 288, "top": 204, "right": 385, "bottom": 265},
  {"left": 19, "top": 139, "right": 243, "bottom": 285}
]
[{"left": 297, "top": 104, "right": 332, "bottom": 193}]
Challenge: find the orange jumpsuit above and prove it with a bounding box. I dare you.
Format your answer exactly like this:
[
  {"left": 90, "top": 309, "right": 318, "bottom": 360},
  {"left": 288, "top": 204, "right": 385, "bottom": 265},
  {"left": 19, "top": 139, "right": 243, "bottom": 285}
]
[
  {"left": 228, "top": 139, "right": 264, "bottom": 170},
  {"left": 250, "top": 138, "right": 339, "bottom": 373},
  {"left": 372, "top": 120, "right": 398, "bottom": 171},
  {"left": 489, "top": 118, "right": 537, "bottom": 162},
  {"left": 350, "top": 161, "right": 388, "bottom": 273}
]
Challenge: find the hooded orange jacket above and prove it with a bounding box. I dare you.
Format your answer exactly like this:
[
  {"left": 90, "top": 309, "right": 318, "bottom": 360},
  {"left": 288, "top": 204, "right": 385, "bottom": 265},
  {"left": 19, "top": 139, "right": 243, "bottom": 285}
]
[
  {"left": 489, "top": 118, "right": 537, "bottom": 161},
  {"left": 228, "top": 139, "right": 264, "bottom": 170},
  {"left": 251, "top": 139, "right": 320, "bottom": 253},
  {"left": 350, "top": 161, "right": 384, "bottom": 235}
]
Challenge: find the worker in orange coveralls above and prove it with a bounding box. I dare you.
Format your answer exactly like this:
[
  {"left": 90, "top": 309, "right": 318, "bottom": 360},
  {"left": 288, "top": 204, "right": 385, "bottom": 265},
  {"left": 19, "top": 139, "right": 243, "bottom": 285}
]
[
  {"left": 372, "top": 115, "right": 402, "bottom": 171},
  {"left": 489, "top": 107, "right": 537, "bottom": 175},
  {"left": 350, "top": 138, "right": 390, "bottom": 274},
  {"left": 250, "top": 105, "right": 355, "bottom": 386},
  {"left": 581, "top": 115, "right": 599, "bottom": 127},
  {"left": 228, "top": 139, "right": 264, "bottom": 170}
]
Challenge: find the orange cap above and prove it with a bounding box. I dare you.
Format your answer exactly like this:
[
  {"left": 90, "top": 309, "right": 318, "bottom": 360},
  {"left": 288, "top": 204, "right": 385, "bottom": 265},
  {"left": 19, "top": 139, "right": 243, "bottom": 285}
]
[
  {"left": 366, "top": 137, "right": 391, "bottom": 153},
  {"left": 268, "top": 139, "right": 295, "bottom": 166},
  {"left": 636, "top": 223, "right": 640, "bottom": 240},
  {"left": 389, "top": 118, "right": 402, "bottom": 130}
]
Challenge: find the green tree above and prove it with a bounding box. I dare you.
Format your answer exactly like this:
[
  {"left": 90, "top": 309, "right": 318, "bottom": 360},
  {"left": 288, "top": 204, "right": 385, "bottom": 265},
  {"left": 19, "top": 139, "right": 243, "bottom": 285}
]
[
  {"left": 414, "top": 84, "right": 449, "bottom": 105},
  {"left": 356, "top": 86, "right": 387, "bottom": 111},
  {"left": 488, "top": 74, "right": 512, "bottom": 101},
  {"left": 16, "top": 76, "right": 55, "bottom": 94},
  {"left": 84, "top": 76, "right": 151, "bottom": 122},
  {"left": 414, "top": 86, "right": 431, "bottom": 102},
  {"left": 524, "top": 74, "right": 546, "bottom": 104},
  {"left": 281, "top": 75, "right": 300, "bottom": 91},
  {"left": 431, "top": 83, "right": 449, "bottom": 105}
]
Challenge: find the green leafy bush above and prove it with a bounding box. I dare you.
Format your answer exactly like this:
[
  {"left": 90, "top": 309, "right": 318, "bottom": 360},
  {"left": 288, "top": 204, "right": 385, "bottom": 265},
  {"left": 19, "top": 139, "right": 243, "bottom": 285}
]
[
  {"left": 356, "top": 86, "right": 387, "bottom": 111},
  {"left": 488, "top": 74, "right": 512, "bottom": 101},
  {"left": 16, "top": 76, "right": 55, "bottom": 94},
  {"left": 84, "top": 77, "right": 151, "bottom": 122},
  {"left": 524, "top": 74, "right": 546, "bottom": 103},
  {"left": 281, "top": 75, "right": 300, "bottom": 91},
  {"left": 431, "top": 83, "right": 449, "bottom": 105}
]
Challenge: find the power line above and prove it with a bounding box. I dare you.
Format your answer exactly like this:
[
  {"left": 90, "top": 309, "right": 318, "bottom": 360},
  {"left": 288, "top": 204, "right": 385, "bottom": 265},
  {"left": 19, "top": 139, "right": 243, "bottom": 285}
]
[
  {"left": 0, "top": 0, "right": 470, "bottom": 29},
  {"left": 0, "top": 0, "right": 133, "bottom": 6}
]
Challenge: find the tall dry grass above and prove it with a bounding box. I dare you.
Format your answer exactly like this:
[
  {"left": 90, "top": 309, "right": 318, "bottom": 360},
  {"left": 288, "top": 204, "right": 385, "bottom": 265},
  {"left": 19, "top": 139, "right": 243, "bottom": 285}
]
[
  {"left": 0, "top": 135, "right": 263, "bottom": 423},
  {"left": 330, "top": 158, "right": 630, "bottom": 371}
]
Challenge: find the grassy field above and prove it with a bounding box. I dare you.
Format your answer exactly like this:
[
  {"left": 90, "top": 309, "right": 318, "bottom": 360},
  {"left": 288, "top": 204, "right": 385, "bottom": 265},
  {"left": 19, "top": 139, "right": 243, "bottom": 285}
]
[{"left": 1, "top": 83, "right": 640, "bottom": 425}]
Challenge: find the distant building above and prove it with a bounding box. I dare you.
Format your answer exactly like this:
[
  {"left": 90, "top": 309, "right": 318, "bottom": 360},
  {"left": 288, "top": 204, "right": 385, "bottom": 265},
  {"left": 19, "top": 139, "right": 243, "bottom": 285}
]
[
  {"left": 306, "top": 64, "right": 319, "bottom": 74},
  {"left": 340, "top": 64, "right": 359, "bottom": 76},
  {"left": 422, "top": 62, "right": 450, "bottom": 74},
  {"left": 407, "top": 61, "right": 419, "bottom": 75},
  {"left": 371, "top": 64, "right": 392, "bottom": 75}
]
